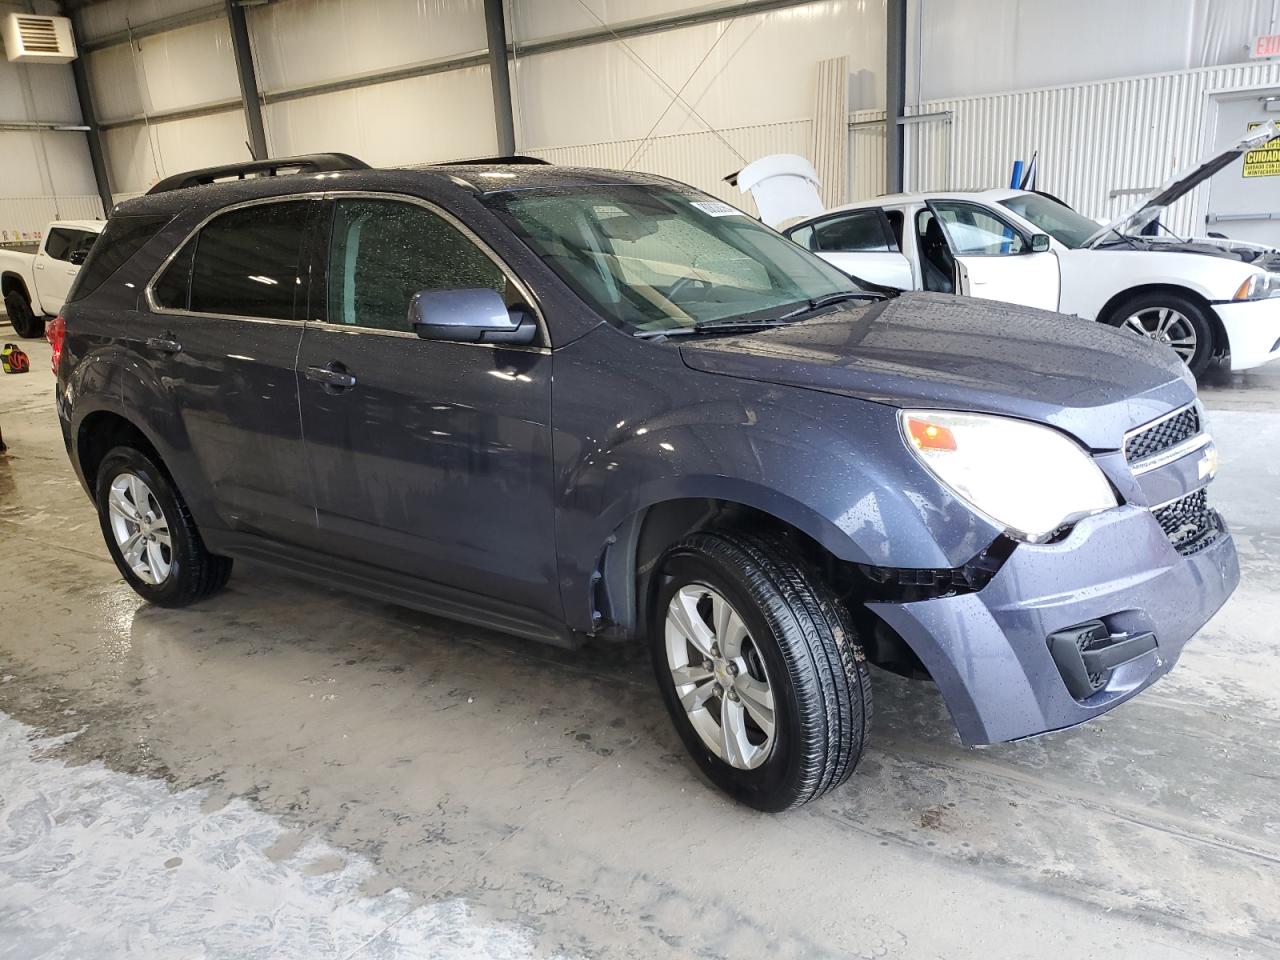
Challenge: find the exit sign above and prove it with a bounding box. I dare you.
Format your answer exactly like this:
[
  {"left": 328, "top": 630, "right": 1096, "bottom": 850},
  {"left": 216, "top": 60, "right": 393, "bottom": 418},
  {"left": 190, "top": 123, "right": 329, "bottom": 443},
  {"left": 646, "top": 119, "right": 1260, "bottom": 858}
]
[{"left": 1255, "top": 33, "right": 1280, "bottom": 59}]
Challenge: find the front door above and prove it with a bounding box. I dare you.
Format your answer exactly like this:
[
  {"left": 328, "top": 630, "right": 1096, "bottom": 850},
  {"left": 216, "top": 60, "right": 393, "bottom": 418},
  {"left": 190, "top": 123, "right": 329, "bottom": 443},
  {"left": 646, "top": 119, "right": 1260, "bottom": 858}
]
[
  {"left": 296, "top": 195, "right": 559, "bottom": 618},
  {"left": 36, "top": 227, "right": 95, "bottom": 314},
  {"left": 1205, "top": 92, "right": 1280, "bottom": 245},
  {"left": 923, "top": 200, "right": 1061, "bottom": 311},
  {"left": 137, "top": 198, "right": 317, "bottom": 543}
]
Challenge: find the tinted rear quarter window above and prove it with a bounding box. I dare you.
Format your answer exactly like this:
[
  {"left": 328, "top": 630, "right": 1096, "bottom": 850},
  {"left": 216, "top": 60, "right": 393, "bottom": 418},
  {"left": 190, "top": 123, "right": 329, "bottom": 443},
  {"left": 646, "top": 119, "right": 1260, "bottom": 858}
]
[
  {"left": 67, "top": 215, "right": 169, "bottom": 303},
  {"left": 187, "top": 201, "right": 312, "bottom": 320}
]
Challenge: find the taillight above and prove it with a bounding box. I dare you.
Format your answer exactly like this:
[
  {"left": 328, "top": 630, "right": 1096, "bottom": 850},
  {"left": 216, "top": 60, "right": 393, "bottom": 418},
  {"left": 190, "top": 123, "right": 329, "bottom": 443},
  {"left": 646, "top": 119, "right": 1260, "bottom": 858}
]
[{"left": 46, "top": 315, "right": 66, "bottom": 375}]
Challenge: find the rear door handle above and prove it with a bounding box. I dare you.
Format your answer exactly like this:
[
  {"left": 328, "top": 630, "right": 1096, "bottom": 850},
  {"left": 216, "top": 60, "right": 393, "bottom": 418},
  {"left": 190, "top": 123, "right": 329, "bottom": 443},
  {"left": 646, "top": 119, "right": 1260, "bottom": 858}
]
[
  {"left": 305, "top": 362, "right": 357, "bottom": 391},
  {"left": 146, "top": 335, "right": 182, "bottom": 354}
]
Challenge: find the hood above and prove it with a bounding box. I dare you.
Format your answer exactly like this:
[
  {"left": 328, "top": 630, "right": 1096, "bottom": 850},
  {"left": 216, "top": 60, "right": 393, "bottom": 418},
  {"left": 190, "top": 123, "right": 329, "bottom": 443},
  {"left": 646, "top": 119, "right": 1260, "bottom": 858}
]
[
  {"left": 679, "top": 293, "right": 1194, "bottom": 451},
  {"left": 1084, "top": 120, "right": 1279, "bottom": 248},
  {"left": 1093, "top": 235, "right": 1280, "bottom": 267}
]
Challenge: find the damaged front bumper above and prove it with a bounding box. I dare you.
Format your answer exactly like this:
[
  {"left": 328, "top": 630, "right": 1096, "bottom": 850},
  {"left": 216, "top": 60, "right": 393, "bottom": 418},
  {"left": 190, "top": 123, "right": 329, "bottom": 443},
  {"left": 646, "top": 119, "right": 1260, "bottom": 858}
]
[{"left": 867, "top": 503, "right": 1239, "bottom": 745}]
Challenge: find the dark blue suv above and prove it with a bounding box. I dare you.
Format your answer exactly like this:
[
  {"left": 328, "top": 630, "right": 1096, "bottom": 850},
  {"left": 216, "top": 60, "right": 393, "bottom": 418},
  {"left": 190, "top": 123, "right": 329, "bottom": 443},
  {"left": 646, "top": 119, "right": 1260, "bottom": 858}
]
[{"left": 54, "top": 154, "right": 1239, "bottom": 810}]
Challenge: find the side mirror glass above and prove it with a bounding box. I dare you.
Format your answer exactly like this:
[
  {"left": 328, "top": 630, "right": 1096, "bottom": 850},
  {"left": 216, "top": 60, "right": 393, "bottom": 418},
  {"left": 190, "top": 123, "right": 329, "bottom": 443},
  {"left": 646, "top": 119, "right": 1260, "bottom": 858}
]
[
  {"left": 408, "top": 288, "right": 537, "bottom": 346},
  {"left": 69, "top": 248, "right": 88, "bottom": 265},
  {"left": 1029, "top": 233, "right": 1051, "bottom": 253}
]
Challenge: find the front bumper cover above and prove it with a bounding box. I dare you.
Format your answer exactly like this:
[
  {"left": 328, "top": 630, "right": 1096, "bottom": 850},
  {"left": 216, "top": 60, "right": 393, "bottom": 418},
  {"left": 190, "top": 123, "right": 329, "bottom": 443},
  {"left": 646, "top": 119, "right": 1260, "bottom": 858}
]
[
  {"left": 1214, "top": 298, "right": 1280, "bottom": 371},
  {"left": 868, "top": 504, "right": 1239, "bottom": 745}
]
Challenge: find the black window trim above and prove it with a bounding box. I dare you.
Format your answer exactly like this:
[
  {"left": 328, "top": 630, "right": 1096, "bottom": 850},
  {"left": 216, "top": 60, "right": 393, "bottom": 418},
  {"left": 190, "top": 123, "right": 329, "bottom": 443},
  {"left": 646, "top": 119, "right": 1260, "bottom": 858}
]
[
  {"left": 144, "top": 191, "right": 549, "bottom": 351},
  {"left": 784, "top": 206, "right": 899, "bottom": 254},
  {"left": 145, "top": 194, "right": 321, "bottom": 327}
]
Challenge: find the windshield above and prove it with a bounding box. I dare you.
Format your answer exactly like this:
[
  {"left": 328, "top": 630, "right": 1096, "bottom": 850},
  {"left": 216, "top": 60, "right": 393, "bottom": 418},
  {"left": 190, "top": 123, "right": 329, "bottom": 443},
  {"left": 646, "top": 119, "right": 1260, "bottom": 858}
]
[
  {"left": 998, "top": 193, "right": 1101, "bottom": 249},
  {"left": 483, "top": 185, "right": 863, "bottom": 335}
]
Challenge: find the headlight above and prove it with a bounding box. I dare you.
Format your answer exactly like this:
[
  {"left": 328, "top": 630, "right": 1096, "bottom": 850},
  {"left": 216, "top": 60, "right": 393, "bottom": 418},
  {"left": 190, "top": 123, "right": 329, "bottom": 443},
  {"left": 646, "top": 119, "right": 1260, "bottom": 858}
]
[
  {"left": 899, "top": 410, "right": 1118, "bottom": 543},
  {"left": 1233, "top": 272, "right": 1280, "bottom": 301}
]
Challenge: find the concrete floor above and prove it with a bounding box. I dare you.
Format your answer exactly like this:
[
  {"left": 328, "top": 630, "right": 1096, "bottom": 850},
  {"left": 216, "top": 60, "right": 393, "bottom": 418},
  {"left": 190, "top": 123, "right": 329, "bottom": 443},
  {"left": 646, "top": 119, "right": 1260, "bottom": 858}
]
[{"left": 2, "top": 324, "right": 1279, "bottom": 960}]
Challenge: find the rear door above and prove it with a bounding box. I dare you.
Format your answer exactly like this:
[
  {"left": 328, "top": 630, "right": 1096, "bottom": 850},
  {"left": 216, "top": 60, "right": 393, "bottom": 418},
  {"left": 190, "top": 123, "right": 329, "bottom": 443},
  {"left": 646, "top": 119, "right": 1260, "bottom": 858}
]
[
  {"left": 138, "top": 198, "right": 317, "bottom": 543},
  {"left": 787, "top": 208, "right": 914, "bottom": 289},
  {"left": 925, "top": 199, "right": 1061, "bottom": 310},
  {"left": 295, "top": 194, "right": 559, "bottom": 618}
]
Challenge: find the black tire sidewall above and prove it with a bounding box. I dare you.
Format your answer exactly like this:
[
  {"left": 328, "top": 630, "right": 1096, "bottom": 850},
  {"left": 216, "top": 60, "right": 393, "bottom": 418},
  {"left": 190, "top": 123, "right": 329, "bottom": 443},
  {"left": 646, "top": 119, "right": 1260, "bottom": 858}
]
[
  {"left": 651, "top": 545, "right": 809, "bottom": 810},
  {"left": 5, "top": 292, "right": 41, "bottom": 339},
  {"left": 94, "top": 447, "right": 193, "bottom": 604},
  {"left": 1107, "top": 291, "right": 1215, "bottom": 377}
]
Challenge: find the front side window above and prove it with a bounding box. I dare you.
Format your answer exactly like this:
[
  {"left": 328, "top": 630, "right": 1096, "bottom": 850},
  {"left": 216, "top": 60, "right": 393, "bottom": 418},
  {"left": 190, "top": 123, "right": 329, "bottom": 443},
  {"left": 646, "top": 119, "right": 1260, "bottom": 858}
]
[
  {"left": 174, "top": 201, "right": 313, "bottom": 320},
  {"left": 325, "top": 199, "right": 510, "bottom": 332},
  {"left": 484, "top": 186, "right": 860, "bottom": 335},
  {"left": 812, "top": 210, "right": 895, "bottom": 253},
  {"left": 930, "top": 201, "right": 1026, "bottom": 256},
  {"left": 43, "top": 228, "right": 76, "bottom": 262}
]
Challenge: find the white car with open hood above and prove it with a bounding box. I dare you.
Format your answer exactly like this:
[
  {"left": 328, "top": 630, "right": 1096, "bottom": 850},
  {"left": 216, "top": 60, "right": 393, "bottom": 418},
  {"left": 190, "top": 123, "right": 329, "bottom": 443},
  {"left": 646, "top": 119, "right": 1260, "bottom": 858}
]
[{"left": 739, "top": 123, "right": 1280, "bottom": 377}]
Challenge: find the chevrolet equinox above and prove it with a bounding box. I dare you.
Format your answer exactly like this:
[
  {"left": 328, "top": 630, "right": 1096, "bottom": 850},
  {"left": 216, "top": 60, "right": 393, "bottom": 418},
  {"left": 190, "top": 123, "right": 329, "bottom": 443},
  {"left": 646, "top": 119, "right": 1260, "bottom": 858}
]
[{"left": 53, "top": 154, "right": 1239, "bottom": 810}]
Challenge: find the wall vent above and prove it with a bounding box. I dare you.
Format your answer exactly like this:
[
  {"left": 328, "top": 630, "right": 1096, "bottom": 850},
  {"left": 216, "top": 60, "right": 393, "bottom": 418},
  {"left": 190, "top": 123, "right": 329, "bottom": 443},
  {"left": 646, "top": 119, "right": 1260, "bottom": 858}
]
[{"left": 2, "top": 13, "right": 77, "bottom": 64}]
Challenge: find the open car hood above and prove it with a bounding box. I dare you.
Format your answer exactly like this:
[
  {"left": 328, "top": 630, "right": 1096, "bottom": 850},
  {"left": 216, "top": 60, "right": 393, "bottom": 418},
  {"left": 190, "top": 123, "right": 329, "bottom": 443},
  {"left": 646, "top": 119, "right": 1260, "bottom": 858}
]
[{"left": 1083, "top": 120, "right": 1279, "bottom": 248}]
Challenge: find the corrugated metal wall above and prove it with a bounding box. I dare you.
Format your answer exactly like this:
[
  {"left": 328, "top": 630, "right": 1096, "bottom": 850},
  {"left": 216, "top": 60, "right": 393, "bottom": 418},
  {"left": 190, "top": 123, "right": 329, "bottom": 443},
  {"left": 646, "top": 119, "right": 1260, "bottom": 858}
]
[
  {"left": 908, "top": 60, "right": 1280, "bottom": 235},
  {"left": 522, "top": 119, "right": 813, "bottom": 217},
  {"left": 0, "top": 196, "right": 106, "bottom": 247}
]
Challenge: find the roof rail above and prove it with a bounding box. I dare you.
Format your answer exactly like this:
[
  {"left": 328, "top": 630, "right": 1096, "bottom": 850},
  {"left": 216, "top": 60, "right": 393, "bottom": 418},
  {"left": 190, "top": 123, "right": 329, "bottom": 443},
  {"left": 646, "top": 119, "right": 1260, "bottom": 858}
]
[
  {"left": 147, "top": 153, "right": 370, "bottom": 194},
  {"left": 439, "top": 155, "right": 551, "bottom": 166}
]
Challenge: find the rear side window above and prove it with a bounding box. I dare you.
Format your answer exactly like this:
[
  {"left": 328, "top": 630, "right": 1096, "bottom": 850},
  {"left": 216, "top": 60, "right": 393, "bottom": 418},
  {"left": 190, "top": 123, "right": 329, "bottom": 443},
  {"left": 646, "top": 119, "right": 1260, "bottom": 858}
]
[
  {"left": 161, "top": 201, "right": 312, "bottom": 320},
  {"left": 324, "top": 198, "right": 509, "bottom": 332},
  {"left": 66, "top": 215, "right": 167, "bottom": 303},
  {"left": 811, "top": 210, "right": 896, "bottom": 252}
]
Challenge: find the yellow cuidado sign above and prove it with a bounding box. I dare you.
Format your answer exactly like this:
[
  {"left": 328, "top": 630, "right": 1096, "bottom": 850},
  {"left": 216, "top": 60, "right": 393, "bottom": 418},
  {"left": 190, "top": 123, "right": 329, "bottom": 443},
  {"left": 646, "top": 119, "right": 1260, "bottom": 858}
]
[{"left": 1244, "top": 122, "right": 1280, "bottom": 178}]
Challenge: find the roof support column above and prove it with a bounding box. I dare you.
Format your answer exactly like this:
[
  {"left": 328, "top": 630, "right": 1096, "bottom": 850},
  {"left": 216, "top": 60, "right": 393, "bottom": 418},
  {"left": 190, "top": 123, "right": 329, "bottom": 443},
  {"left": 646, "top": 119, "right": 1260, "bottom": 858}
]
[
  {"left": 484, "top": 0, "right": 516, "bottom": 156},
  {"left": 225, "top": 0, "right": 268, "bottom": 160},
  {"left": 885, "top": 0, "right": 907, "bottom": 193},
  {"left": 67, "top": 16, "right": 114, "bottom": 216}
]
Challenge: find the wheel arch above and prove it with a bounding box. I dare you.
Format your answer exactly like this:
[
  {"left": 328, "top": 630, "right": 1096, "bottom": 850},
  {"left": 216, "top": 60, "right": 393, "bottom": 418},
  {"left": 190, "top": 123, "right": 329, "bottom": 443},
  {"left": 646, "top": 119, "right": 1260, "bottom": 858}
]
[
  {"left": 75, "top": 408, "right": 167, "bottom": 495},
  {"left": 1097, "top": 283, "right": 1227, "bottom": 357},
  {"left": 2, "top": 271, "right": 32, "bottom": 303}
]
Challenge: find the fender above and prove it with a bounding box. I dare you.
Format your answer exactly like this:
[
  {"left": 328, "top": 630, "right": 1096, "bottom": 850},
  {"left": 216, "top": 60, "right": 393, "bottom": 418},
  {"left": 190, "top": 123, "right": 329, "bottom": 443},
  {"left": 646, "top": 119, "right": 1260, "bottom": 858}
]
[
  {"left": 551, "top": 330, "right": 1003, "bottom": 633},
  {"left": 1, "top": 271, "right": 40, "bottom": 316}
]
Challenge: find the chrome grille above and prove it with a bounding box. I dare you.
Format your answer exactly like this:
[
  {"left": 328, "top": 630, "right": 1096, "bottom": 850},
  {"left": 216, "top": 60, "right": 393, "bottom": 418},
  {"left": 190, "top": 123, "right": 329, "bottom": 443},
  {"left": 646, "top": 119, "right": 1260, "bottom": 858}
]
[
  {"left": 1151, "top": 488, "right": 1223, "bottom": 557},
  {"left": 1125, "top": 405, "right": 1200, "bottom": 464}
]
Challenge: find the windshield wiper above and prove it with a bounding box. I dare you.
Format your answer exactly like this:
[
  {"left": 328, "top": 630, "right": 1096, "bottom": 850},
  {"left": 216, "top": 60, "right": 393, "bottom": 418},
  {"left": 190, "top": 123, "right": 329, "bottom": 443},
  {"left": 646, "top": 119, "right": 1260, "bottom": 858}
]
[{"left": 632, "top": 316, "right": 797, "bottom": 340}]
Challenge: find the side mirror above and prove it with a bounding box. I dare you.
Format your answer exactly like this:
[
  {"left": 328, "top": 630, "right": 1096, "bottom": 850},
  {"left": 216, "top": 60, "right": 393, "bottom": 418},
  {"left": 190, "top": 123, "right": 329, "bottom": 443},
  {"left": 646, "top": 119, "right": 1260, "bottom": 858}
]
[
  {"left": 1029, "top": 233, "right": 1051, "bottom": 253},
  {"left": 408, "top": 288, "right": 537, "bottom": 346},
  {"left": 69, "top": 249, "right": 88, "bottom": 265}
]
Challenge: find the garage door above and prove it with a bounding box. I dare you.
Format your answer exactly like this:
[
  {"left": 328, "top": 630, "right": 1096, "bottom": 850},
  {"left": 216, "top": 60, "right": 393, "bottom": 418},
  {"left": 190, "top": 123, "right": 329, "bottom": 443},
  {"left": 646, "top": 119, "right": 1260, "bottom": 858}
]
[{"left": 1204, "top": 91, "right": 1280, "bottom": 246}]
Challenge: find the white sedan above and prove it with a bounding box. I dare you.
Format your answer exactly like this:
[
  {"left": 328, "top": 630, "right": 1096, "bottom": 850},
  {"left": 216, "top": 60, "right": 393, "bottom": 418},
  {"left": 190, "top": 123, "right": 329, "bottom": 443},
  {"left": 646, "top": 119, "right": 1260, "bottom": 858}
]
[{"left": 740, "top": 124, "right": 1280, "bottom": 378}]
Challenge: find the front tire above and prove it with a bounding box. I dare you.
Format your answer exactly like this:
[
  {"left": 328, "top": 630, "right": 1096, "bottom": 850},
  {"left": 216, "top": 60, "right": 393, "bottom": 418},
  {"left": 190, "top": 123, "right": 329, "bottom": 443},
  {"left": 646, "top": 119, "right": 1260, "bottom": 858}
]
[
  {"left": 95, "top": 446, "right": 232, "bottom": 606},
  {"left": 4, "top": 290, "right": 43, "bottom": 339},
  {"left": 1105, "top": 291, "right": 1216, "bottom": 378},
  {"left": 651, "top": 531, "right": 871, "bottom": 811}
]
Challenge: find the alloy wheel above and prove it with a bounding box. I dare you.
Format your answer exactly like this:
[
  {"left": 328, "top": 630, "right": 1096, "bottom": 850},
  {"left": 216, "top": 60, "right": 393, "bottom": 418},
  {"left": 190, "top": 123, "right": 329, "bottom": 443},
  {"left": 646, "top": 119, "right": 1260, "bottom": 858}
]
[
  {"left": 665, "top": 583, "right": 776, "bottom": 770},
  {"left": 1121, "top": 306, "right": 1197, "bottom": 362},
  {"left": 107, "top": 473, "right": 173, "bottom": 585}
]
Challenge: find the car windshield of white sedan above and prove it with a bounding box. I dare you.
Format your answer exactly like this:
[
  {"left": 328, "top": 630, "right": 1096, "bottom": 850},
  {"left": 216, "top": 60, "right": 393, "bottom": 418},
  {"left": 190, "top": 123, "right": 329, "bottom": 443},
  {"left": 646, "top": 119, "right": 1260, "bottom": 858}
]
[
  {"left": 999, "top": 194, "right": 1101, "bottom": 249},
  {"left": 488, "top": 186, "right": 862, "bottom": 334}
]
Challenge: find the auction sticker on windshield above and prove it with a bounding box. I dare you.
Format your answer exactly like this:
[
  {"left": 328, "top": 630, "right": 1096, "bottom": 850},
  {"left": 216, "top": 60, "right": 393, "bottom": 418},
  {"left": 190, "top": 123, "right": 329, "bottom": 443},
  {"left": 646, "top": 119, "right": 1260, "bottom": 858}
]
[
  {"left": 1244, "top": 122, "right": 1280, "bottom": 178},
  {"left": 690, "top": 200, "right": 747, "bottom": 217}
]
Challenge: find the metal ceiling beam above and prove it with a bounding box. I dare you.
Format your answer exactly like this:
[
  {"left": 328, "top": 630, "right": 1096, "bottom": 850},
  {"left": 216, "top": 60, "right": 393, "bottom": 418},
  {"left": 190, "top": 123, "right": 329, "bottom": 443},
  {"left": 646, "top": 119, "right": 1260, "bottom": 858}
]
[
  {"left": 885, "top": 0, "right": 907, "bottom": 193},
  {"left": 68, "top": 13, "right": 116, "bottom": 216},
  {"left": 90, "top": 0, "right": 828, "bottom": 133},
  {"left": 485, "top": 0, "right": 516, "bottom": 155},
  {"left": 79, "top": 4, "right": 225, "bottom": 52},
  {"left": 224, "top": 0, "right": 268, "bottom": 160}
]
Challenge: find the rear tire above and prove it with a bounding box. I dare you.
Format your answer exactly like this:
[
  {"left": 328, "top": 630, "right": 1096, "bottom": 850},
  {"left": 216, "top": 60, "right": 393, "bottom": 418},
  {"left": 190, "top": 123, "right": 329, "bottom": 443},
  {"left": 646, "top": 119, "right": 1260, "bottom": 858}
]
[
  {"left": 1104, "top": 290, "right": 1215, "bottom": 378},
  {"left": 651, "top": 530, "right": 872, "bottom": 811},
  {"left": 4, "top": 290, "right": 43, "bottom": 339},
  {"left": 94, "top": 446, "right": 232, "bottom": 606}
]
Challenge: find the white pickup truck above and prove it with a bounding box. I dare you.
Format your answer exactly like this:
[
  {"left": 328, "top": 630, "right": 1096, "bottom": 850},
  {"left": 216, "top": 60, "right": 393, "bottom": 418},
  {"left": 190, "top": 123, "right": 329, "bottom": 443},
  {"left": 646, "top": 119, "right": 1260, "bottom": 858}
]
[{"left": 1, "top": 220, "right": 104, "bottom": 338}]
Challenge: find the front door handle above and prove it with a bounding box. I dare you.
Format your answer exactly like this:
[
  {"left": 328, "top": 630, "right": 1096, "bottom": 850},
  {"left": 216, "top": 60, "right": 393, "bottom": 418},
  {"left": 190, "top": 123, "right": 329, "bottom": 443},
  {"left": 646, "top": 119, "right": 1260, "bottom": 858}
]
[
  {"left": 146, "top": 334, "right": 182, "bottom": 354},
  {"left": 305, "top": 362, "right": 357, "bottom": 391}
]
